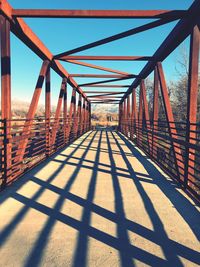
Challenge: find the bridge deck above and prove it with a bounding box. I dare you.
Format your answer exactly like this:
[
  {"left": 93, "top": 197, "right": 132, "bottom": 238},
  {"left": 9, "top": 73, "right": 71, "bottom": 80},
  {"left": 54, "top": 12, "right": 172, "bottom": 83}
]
[{"left": 0, "top": 130, "right": 199, "bottom": 267}]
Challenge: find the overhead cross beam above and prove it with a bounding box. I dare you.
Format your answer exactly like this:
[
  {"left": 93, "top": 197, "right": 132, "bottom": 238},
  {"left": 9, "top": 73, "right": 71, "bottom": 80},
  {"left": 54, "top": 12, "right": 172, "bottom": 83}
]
[
  {"left": 69, "top": 74, "right": 136, "bottom": 78},
  {"left": 54, "top": 17, "right": 179, "bottom": 58},
  {"left": 60, "top": 55, "right": 153, "bottom": 61},
  {"left": 61, "top": 59, "right": 131, "bottom": 75},
  {"left": 82, "top": 85, "right": 130, "bottom": 88},
  {"left": 12, "top": 9, "right": 186, "bottom": 19},
  {"left": 79, "top": 75, "right": 136, "bottom": 86}
]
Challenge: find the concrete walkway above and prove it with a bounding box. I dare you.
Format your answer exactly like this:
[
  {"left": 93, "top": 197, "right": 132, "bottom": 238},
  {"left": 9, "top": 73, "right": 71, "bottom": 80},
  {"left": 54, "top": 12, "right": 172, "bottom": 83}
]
[{"left": 0, "top": 130, "right": 200, "bottom": 267}]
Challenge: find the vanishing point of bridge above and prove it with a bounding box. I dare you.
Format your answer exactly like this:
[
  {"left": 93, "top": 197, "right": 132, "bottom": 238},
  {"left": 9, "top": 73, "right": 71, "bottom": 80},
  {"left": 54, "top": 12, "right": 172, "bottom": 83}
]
[{"left": 0, "top": 0, "right": 200, "bottom": 266}]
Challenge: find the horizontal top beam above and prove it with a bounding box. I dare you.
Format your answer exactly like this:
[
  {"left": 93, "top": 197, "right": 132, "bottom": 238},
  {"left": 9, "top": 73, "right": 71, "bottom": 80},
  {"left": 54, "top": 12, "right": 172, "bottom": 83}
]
[
  {"left": 12, "top": 9, "right": 186, "bottom": 19},
  {"left": 60, "top": 55, "right": 153, "bottom": 61}
]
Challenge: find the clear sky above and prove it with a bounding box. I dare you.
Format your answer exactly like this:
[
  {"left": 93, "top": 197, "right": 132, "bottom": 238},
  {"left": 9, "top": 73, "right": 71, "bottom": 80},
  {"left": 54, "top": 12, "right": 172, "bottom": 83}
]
[{"left": 5, "top": 0, "right": 194, "bottom": 106}]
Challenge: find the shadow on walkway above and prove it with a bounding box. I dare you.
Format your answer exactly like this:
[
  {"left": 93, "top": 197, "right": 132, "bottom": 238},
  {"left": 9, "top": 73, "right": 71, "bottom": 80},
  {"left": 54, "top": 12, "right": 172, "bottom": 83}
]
[{"left": 0, "top": 130, "right": 199, "bottom": 267}]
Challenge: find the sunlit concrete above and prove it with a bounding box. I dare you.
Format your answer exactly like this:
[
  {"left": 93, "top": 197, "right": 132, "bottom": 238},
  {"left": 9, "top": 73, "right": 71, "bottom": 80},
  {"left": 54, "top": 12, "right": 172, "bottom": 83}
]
[{"left": 0, "top": 130, "right": 200, "bottom": 267}]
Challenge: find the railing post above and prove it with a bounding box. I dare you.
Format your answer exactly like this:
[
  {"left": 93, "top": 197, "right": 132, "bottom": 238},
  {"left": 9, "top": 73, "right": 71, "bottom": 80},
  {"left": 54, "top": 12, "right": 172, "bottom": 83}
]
[
  {"left": 127, "top": 95, "right": 130, "bottom": 137},
  {"left": 2, "top": 119, "right": 9, "bottom": 188},
  {"left": 152, "top": 67, "right": 159, "bottom": 158},
  {"left": 63, "top": 80, "right": 68, "bottom": 144},
  {"left": 132, "top": 89, "right": 138, "bottom": 142},
  {"left": 1, "top": 16, "right": 11, "bottom": 187},
  {"left": 45, "top": 67, "right": 51, "bottom": 157},
  {"left": 138, "top": 85, "right": 143, "bottom": 147},
  {"left": 184, "top": 25, "right": 200, "bottom": 190}
]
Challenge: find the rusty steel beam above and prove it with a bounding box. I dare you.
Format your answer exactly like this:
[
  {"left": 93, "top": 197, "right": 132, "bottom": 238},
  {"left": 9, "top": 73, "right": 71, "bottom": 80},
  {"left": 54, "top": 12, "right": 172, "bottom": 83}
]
[
  {"left": 83, "top": 91, "right": 126, "bottom": 95},
  {"left": 140, "top": 80, "right": 151, "bottom": 153},
  {"left": 87, "top": 93, "right": 123, "bottom": 97},
  {"left": 152, "top": 67, "right": 159, "bottom": 158},
  {"left": 54, "top": 17, "right": 177, "bottom": 58},
  {"left": 91, "top": 102, "right": 119, "bottom": 104},
  {"left": 70, "top": 74, "right": 136, "bottom": 78},
  {"left": 16, "top": 60, "right": 50, "bottom": 162},
  {"left": 184, "top": 25, "right": 200, "bottom": 189},
  {"left": 157, "top": 62, "right": 184, "bottom": 180},
  {"left": 0, "top": 15, "right": 11, "bottom": 186},
  {"left": 51, "top": 78, "right": 67, "bottom": 147},
  {"left": 0, "top": 0, "right": 88, "bottom": 101},
  {"left": 121, "top": 0, "right": 200, "bottom": 102},
  {"left": 82, "top": 85, "right": 130, "bottom": 88},
  {"left": 79, "top": 75, "right": 136, "bottom": 87},
  {"left": 60, "top": 55, "right": 153, "bottom": 61},
  {"left": 12, "top": 9, "right": 186, "bottom": 19},
  {"left": 63, "top": 59, "right": 130, "bottom": 75},
  {"left": 131, "top": 89, "right": 138, "bottom": 140}
]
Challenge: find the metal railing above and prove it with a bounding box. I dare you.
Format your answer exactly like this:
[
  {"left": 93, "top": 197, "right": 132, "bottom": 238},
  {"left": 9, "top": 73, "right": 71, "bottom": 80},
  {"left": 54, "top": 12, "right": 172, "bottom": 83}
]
[
  {"left": 0, "top": 117, "right": 90, "bottom": 188},
  {"left": 120, "top": 119, "right": 200, "bottom": 200}
]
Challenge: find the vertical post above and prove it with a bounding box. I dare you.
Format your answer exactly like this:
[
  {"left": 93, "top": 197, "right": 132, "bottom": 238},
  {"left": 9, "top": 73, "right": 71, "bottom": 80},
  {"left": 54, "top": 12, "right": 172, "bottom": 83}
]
[
  {"left": 51, "top": 78, "right": 66, "bottom": 148},
  {"left": 124, "top": 98, "right": 127, "bottom": 135},
  {"left": 63, "top": 80, "right": 68, "bottom": 143},
  {"left": 122, "top": 101, "right": 124, "bottom": 133},
  {"left": 85, "top": 101, "right": 89, "bottom": 131},
  {"left": 184, "top": 25, "right": 200, "bottom": 189},
  {"left": 68, "top": 87, "right": 76, "bottom": 141},
  {"left": 140, "top": 80, "right": 151, "bottom": 154},
  {"left": 89, "top": 102, "right": 91, "bottom": 130},
  {"left": 132, "top": 89, "right": 138, "bottom": 141},
  {"left": 82, "top": 98, "right": 86, "bottom": 134},
  {"left": 157, "top": 62, "right": 185, "bottom": 181},
  {"left": 118, "top": 103, "right": 122, "bottom": 132},
  {"left": 152, "top": 67, "right": 159, "bottom": 158},
  {"left": 138, "top": 86, "right": 143, "bottom": 147},
  {"left": 1, "top": 16, "right": 11, "bottom": 187},
  {"left": 77, "top": 93, "right": 82, "bottom": 137},
  {"left": 127, "top": 95, "right": 130, "bottom": 137},
  {"left": 45, "top": 67, "right": 51, "bottom": 156}
]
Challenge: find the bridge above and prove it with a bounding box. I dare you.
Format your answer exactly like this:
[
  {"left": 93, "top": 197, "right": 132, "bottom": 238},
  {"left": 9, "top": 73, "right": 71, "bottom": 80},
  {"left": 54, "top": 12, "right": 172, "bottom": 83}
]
[{"left": 0, "top": 0, "right": 200, "bottom": 266}]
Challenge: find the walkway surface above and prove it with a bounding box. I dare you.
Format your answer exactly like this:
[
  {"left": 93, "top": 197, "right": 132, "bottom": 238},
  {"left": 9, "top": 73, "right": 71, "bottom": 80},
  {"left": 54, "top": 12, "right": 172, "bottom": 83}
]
[{"left": 0, "top": 130, "right": 200, "bottom": 267}]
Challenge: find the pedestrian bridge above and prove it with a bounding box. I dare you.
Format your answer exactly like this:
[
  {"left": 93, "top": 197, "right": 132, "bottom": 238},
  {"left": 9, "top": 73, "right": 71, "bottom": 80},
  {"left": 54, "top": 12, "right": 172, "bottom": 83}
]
[{"left": 0, "top": 0, "right": 200, "bottom": 266}]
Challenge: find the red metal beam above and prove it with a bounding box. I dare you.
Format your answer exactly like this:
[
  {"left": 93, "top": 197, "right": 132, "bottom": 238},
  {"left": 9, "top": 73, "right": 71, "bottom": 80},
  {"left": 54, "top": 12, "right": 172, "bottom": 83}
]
[
  {"left": 12, "top": 9, "right": 186, "bottom": 19},
  {"left": 63, "top": 59, "right": 131, "bottom": 75},
  {"left": 51, "top": 78, "right": 66, "bottom": 147},
  {"left": 84, "top": 91, "right": 125, "bottom": 94},
  {"left": 152, "top": 67, "right": 159, "bottom": 158},
  {"left": 0, "top": 15, "right": 11, "bottom": 185},
  {"left": 16, "top": 60, "right": 50, "bottom": 162},
  {"left": 60, "top": 55, "right": 152, "bottom": 61},
  {"left": 157, "top": 62, "right": 184, "bottom": 180},
  {"left": 82, "top": 85, "right": 129, "bottom": 88},
  {"left": 54, "top": 17, "right": 177, "bottom": 58},
  {"left": 70, "top": 74, "right": 136, "bottom": 78},
  {"left": 184, "top": 25, "right": 200, "bottom": 188},
  {"left": 79, "top": 76, "right": 136, "bottom": 87}
]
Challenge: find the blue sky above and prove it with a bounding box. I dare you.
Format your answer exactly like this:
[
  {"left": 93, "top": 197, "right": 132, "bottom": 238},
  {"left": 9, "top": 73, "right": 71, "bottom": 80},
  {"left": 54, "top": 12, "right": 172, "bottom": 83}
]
[{"left": 6, "top": 0, "right": 193, "bottom": 106}]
